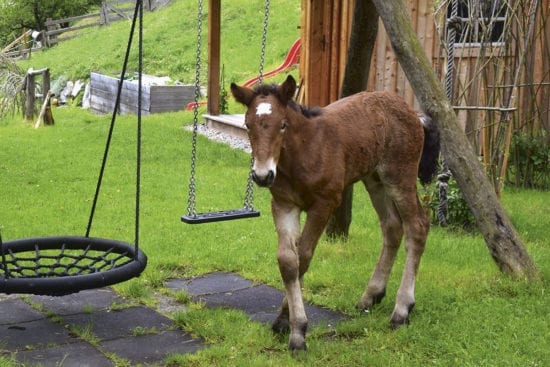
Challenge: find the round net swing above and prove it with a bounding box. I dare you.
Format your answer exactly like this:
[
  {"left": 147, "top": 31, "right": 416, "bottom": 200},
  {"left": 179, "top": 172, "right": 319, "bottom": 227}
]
[
  {"left": 0, "top": 1, "right": 147, "bottom": 297},
  {"left": 0, "top": 236, "right": 147, "bottom": 296}
]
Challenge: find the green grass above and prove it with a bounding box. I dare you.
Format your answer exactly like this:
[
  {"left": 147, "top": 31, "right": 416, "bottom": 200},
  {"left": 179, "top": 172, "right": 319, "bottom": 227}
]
[{"left": 0, "top": 107, "right": 548, "bottom": 366}]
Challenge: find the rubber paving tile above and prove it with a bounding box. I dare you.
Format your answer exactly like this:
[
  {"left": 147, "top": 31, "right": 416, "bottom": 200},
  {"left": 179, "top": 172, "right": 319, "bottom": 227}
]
[
  {"left": 166, "top": 272, "right": 348, "bottom": 328},
  {"left": 15, "top": 342, "right": 113, "bottom": 367},
  {"left": 1, "top": 272, "right": 346, "bottom": 366},
  {"left": 1, "top": 289, "right": 203, "bottom": 366}
]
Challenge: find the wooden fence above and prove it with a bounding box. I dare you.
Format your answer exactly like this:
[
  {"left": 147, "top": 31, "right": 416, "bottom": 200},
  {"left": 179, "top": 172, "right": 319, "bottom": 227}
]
[
  {"left": 2, "top": 0, "right": 170, "bottom": 58},
  {"left": 44, "top": 0, "right": 168, "bottom": 47}
]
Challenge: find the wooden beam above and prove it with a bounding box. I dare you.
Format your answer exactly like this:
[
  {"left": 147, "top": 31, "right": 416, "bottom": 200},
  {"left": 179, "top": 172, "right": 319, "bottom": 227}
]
[{"left": 208, "top": 0, "right": 221, "bottom": 115}]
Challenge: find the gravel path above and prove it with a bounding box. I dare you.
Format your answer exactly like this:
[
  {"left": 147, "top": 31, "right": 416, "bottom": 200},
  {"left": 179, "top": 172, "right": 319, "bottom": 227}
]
[{"left": 186, "top": 124, "right": 251, "bottom": 153}]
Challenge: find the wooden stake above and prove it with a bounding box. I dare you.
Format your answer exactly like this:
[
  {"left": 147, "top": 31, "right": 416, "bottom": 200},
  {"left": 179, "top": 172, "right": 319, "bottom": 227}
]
[{"left": 34, "top": 90, "right": 53, "bottom": 128}]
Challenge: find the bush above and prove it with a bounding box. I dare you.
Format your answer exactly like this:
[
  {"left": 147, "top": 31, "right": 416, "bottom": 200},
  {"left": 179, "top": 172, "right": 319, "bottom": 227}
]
[
  {"left": 422, "top": 174, "right": 477, "bottom": 231},
  {"left": 508, "top": 132, "right": 550, "bottom": 190}
]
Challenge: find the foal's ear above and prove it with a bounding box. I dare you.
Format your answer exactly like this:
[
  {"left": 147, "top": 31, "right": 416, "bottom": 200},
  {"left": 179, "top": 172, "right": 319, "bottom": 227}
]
[
  {"left": 277, "top": 75, "right": 297, "bottom": 105},
  {"left": 230, "top": 83, "right": 255, "bottom": 107}
]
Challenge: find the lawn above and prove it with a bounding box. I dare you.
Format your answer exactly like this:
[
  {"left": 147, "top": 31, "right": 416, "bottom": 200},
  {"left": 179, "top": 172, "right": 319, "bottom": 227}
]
[{"left": 0, "top": 107, "right": 548, "bottom": 366}]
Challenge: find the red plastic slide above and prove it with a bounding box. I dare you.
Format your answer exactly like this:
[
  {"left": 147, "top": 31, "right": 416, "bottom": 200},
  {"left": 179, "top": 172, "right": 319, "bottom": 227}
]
[
  {"left": 186, "top": 38, "right": 301, "bottom": 111},
  {"left": 243, "top": 38, "right": 301, "bottom": 87}
]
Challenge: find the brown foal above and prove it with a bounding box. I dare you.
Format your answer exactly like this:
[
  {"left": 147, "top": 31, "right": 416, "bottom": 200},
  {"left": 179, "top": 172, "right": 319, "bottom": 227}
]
[{"left": 231, "top": 75, "right": 440, "bottom": 351}]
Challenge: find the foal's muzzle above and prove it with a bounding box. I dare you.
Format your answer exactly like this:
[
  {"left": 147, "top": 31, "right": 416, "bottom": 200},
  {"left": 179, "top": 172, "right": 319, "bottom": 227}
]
[{"left": 252, "top": 169, "right": 275, "bottom": 187}]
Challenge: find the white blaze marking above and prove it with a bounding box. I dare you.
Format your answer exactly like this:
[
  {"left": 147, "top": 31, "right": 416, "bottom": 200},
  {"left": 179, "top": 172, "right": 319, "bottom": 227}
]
[{"left": 256, "top": 102, "right": 272, "bottom": 116}]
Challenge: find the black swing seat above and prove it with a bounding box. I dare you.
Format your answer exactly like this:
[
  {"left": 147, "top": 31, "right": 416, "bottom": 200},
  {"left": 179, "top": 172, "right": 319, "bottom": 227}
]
[
  {"left": 0, "top": 236, "right": 147, "bottom": 296},
  {"left": 181, "top": 208, "right": 260, "bottom": 224}
]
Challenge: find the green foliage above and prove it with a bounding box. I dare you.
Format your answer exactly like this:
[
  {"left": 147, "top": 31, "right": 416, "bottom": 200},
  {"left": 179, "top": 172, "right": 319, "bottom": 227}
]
[
  {"left": 508, "top": 131, "right": 550, "bottom": 190},
  {"left": 423, "top": 176, "right": 477, "bottom": 231},
  {"left": 0, "top": 0, "right": 102, "bottom": 46},
  {"left": 219, "top": 64, "right": 229, "bottom": 114},
  {"left": 0, "top": 54, "right": 25, "bottom": 118}
]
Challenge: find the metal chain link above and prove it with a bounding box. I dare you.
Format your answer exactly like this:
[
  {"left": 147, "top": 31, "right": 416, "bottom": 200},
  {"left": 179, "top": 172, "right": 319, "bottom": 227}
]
[
  {"left": 244, "top": 0, "right": 270, "bottom": 210},
  {"left": 186, "top": 0, "right": 203, "bottom": 218},
  {"left": 257, "top": 0, "right": 270, "bottom": 85}
]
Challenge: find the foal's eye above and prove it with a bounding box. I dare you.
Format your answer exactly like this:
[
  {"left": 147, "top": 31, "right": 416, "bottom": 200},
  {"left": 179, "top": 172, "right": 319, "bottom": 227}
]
[{"left": 281, "top": 120, "right": 288, "bottom": 132}]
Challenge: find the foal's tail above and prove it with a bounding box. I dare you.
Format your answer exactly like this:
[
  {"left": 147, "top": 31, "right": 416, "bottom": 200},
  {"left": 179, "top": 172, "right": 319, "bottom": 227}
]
[{"left": 418, "top": 113, "right": 441, "bottom": 185}]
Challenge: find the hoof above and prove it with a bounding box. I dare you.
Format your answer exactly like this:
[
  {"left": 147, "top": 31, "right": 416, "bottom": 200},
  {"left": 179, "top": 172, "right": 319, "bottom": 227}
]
[
  {"left": 390, "top": 302, "right": 415, "bottom": 329},
  {"left": 390, "top": 314, "right": 410, "bottom": 329},
  {"left": 355, "top": 288, "right": 386, "bottom": 311},
  {"left": 272, "top": 315, "right": 290, "bottom": 334},
  {"left": 289, "top": 333, "right": 307, "bottom": 352},
  {"left": 288, "top": 322, "right": 308, "bottom": 351}
]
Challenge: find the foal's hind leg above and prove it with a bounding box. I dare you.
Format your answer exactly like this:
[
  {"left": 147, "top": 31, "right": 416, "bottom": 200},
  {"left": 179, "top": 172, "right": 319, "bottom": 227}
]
[
  {"left": 387, "top": 187, "right": 429, "bottom": 328},
  {"left": 357, "top": 179, "right": 404, "bottom": 312}
]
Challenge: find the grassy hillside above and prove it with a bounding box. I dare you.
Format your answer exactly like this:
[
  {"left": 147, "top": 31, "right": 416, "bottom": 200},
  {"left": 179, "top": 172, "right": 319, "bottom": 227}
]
[{"left": 17, "top": 0, "right": 300, "bottom": 87}]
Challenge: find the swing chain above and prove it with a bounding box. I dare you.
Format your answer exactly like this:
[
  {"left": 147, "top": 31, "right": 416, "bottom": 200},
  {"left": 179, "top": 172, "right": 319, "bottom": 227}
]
[
  {"left": 257, "top": 0, "right": 270, "bottom": 84},
  {"left": 243, "top": 156, "right": 255, "bottom": 210},
  {"left": 186, "top": 0, "right": 203, "bottom": 217},
  {"left": 243, "top": 0, "right": 270, "bottom": 210}
]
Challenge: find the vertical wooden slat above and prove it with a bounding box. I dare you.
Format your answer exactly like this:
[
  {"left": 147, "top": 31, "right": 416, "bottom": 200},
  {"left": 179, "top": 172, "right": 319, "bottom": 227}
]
[
  {"left": 374, "top": 20, "right": 387, "bottom": 91},
  {"left": 207, "top": 0, "right": 221, "bottom": 115},
  {"left": 329, "top": 0, "right": 341, "bottom": 103},
  {"left": 299, "top": 0, "right": 309, "bottom": 104},
  {"left": 307, "top": 0, "right": 325, "bottom": 106}
]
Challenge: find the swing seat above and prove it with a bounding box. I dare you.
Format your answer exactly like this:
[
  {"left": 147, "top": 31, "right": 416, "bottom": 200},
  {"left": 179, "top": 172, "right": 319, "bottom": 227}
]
[{"left": 181, "top": 208, "right": 260, "bottom": 224}]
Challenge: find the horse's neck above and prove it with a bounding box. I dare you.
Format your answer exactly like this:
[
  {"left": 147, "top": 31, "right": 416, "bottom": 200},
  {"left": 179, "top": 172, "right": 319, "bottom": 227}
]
[{"left": 281, "top": 108, "right": 326, "bottom": 160}]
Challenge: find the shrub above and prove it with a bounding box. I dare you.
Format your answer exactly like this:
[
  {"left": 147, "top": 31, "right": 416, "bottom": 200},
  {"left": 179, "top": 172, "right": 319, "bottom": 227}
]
[{"left": 508, "top": 131, "right": 550, "bottom": 190}]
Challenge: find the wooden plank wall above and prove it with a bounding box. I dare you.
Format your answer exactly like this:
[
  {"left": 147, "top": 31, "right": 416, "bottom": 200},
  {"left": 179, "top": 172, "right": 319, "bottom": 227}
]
[
  {"left": 90, "top": 72, "right": 151, "bottom": 114},
  {"left": 300, "top": 0, "right": 354, "bottom": 107},
  {"left": 373, "top": 0, "right": 438, "bottom": 109},
  {"left": 300, "top": 0, "right": 438, "bottom": 109},
  {"left": 90, "top": 72, "right": 194, "bottom": 115}
]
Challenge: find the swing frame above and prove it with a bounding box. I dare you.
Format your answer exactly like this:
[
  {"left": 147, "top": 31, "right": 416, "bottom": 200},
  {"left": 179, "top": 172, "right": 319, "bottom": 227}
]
[{"left": 181, "top": 0, "right": 270, "bottom": 224}]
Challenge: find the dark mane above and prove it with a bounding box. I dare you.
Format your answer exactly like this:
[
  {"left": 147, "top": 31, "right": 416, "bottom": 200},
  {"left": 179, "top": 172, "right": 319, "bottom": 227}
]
[
  {"left": 289, "top": 100, "right": 323, "bottom": 118},
  {"left": 253, "top": 83, "right": 279, "bottom": 96},
  {"left": 253, "top": 83, "right": 323, "bottom": 118}
]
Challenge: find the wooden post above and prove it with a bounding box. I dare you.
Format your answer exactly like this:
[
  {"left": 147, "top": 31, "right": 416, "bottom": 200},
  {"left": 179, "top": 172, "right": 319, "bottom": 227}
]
[
  {"left": 43, "top": 68, "right": 51, "bottom": 97},
  {"left": 326, "top": 0, "right": 380, "bottom": 239},
  {"left": 24, "top": 68, "right": 53, "bottom": 123},
  {"left": 208, "top": 0, "right": 221, "bottom": 115},
  {"left": 101, "top": 2, "right": 110, "bottom": 26},
  {"left": 25, "top": 69, "right": 36, "bottom": 121}
]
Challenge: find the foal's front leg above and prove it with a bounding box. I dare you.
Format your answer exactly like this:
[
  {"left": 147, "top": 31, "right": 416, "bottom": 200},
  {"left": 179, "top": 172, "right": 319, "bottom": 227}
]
[
  {"left": 271, "top": 203, "right": 301, "bottom": 338},
  {"left": 272, "top": 200, "right": 332, "bottom": 351}
]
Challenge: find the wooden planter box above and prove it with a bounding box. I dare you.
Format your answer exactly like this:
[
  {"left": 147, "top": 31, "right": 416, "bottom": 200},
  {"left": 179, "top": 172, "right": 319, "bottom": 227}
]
[{"left": 90, "top": 72, "right": 194, "bottom": 115}]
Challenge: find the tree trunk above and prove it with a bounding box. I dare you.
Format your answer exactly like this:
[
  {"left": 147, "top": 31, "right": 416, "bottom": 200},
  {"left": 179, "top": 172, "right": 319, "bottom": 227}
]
[
  {"left": 326, "top": 0, "right": 379, "bottom": 238},
  {"left": 371, "top": 0, "right": 539, "bottom": 278}
]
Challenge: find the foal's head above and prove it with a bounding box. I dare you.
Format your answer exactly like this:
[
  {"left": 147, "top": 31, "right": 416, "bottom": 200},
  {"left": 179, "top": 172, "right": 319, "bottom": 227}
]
[{"left": 231, "top": 75, "right": 297, "bottom": 187}]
